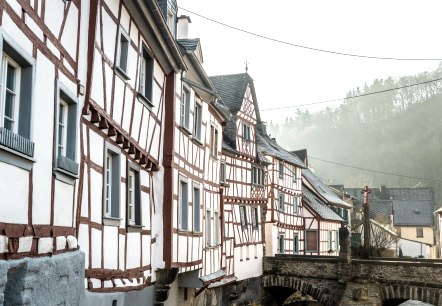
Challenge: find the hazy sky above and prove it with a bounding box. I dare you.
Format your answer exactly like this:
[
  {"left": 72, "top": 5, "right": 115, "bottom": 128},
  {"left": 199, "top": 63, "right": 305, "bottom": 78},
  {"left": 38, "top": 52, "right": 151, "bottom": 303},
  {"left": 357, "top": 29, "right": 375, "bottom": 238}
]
[{"left": 177, "top": 0, "right": 442, "bottom": 122}]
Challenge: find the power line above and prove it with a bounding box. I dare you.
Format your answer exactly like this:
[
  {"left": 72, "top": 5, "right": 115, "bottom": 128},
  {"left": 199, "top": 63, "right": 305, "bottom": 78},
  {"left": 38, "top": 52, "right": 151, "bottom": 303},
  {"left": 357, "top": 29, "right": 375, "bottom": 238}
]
[
  {"left": 179, "top": 6, "right": 442, "bottom": 62},
  {"left": 261, "top": 76, "right": 442, "bottom": 111},
  {"left": 309, "top": 156, "right": 442, "bottom": 182}
]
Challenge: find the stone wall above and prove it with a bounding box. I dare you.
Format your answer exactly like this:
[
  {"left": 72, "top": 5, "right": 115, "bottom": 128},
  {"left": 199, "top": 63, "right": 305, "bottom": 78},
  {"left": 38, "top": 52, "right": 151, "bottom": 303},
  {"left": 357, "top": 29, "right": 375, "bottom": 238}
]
[{"left": 0, "top": 250, "right": 84, "bottom": 306}]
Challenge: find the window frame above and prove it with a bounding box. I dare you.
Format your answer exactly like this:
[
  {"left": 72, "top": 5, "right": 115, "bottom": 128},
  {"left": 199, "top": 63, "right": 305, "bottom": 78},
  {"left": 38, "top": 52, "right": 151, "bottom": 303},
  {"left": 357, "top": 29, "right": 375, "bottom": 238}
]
[
  {"left": 210, "top": 125, "right": 218, "bottom": 158},
  {"left": 0, "top": 30, "right": 36, "bottom": 162},
  {"left": 416, "top": 227, "right": 424, "bottom": 238},
  {"left": 278, "top": 234, "right": 284, "bottom": 254},
  {"left": 214, "top": 210, "right": 220, "bottom": 246},
  {"left": 292, "top": 166, "right": 297, "bottom": 183},
  {"left": 219, "top": 160, "right": 226, "bottom": 184},
  {"left": 192, "top": 184, "right": 201, "bottom": 233},
  {"left": 305, "top": 229, "right": 318, "bottom": 252},
  {"left": 178, "top": 176, "right": 189, "bottom": 231},
  {"left": 252, "top": 166, "right": 264, "bottom": 186},
  {"left": 294, "top": 234, "right": 299, "bottom": 254},
  {"left": 54, "top": 80, "right": 79, "bottom": 178},
  {"left": 239, "top": 205, "right": 248, "bottom": 229},
  {"left": 127, "top": 162, "right": 141, "bottom": 227},
  {"left": 206, "top": 208, "right": 212, "bottom": 247},
  {"left": 137, "top": 44, "right": 154, "bottom": 108},
  {"left": 293, "top": 196, "right": 299, "bottom": 214},
  {"left": 103, "top": 143, "right": 121, "bottom": 224},
  {"left": 278, "top": 160, "right": 284, "bottom": 179},
  {"left": 115, "top": 27, "right": 130, "bottom": 80},
  {"left": 242, "top": 122, "right": 251, "bottom": 141},
  {"left": 1, "top": 55, "right": 20, "bottom": 133},
  {"left": 251, "top": 206, "right": 259, "bottom": 230},
  {"left": 180, "top": 86, "right": 191, "bottom": 131},
  {"left": 328, "top": 231, "right": 333, "bottom": 251},
  {"left": 193, "top": 101, "right": 202, "bottom": 141},
  {"left": 278, "top": 192, "right": 285, "bottom": 211}
]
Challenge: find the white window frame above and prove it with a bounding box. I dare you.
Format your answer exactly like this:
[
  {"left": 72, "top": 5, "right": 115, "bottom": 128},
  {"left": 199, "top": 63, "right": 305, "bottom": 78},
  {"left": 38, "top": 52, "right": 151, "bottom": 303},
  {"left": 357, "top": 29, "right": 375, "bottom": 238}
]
[
  {"left": 206, "top": 208, "right": 212, "bottom": 247},
  {"left": 193, "top": 184, "right": 201, "bottom": 232},
  {"left": 57, "top": 99, "right": 68, "bottom": 157},
  {"left": 293, "top": 196, "right": 298, "bottom": 214},
  {"left": 278, "top": 192, "right": 285, "bottom": 211},
  {"left": 219, "top": 160, "right": 226, "bottom": 183},
  {"left": 242, "top": 122, "right": 251, "bottom": 141},
  {"left": 103, "top": 143, "right": 121, "bottom": 222},
  {"left": 214, "top": 210, "right": 220, "bottom": 246},
  {"left": 278, "top": 234, "right": 284, "bottom": 254},
  {"left": 193, "top": 101, "right": 202, "bottom": 141},
  {"left": 210, "top": 125, "right": 218, "bottom": 157},
  {"left": 178, "top": 177, "right": 189, "bottom": 230},
  {"left": 180, "top": 86, "right": 191, "bottom": 130},
  {"left": 278, "top": 160, "right": 284, "bottom": 179},
  {"left": 1, "top": 55, "right": 20, "bottom": 133},
  {"left": 126, "top": 163, "right": 141, "bottom": 227}
]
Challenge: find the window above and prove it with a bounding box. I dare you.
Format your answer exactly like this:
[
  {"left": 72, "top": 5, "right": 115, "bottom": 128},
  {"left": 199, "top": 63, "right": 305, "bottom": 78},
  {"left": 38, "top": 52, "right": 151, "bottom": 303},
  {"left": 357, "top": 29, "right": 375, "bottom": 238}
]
[
  {"left": 210, "top": 125, "right": 218, "bottom": 157},
  {"left": 306, "top": 230, "right": 318, "bottom": 252},
  {"left": 104, "top": 145, "right": 121, "bottom": 219},
  {"left": 343, "top": 209, "right": 349, "bottom": 222},
  {"left": 292, "top": 167, "right": 297, "bottom": 182},
  {"left": 0, "top": 34, "right": 35, "bottom": 157},
  {"left": 206, "top": 209, "right": 212, "bottom": 246},
  {"left": 278, "top": 234, "right": 284, "bottom": 254},
  {"left": 416, "top": 227, "right": 423, "bottom": 238},
  {"left": 239, "top": 206, "right": 247, "bottom": 228},
  {"left": 242, "top": 123, "right": 251, "bottom": 141},
  {"left": 55, "top": 81, "right": 79, "bottom": 175},
  {"left": 193, "top": 102, "right": 202, "bottom": 141},
  {"left": 179, "top": 179, "right": 188, "bottom": 230},
  {"left": 335, "top": 230, "right": 339, "bottom": 251},
  {"left": 193, "top": 186, "right": 201, "bottom": 232},
  {"left": 294, "top": 234, "right": 299, "bottom": 254},
  {"left": 219, "top": 160, "right": 226, "bottom": 183},
  {"left": 116, "top": 27, "right": 130, "bottom": 77},
  {"left": 328, "top": 231, "right": 333, "bottom": 251},
  {"left": 278, "top": 161, "right": 284, "bottom": 179},
  {"left": 278, "top": 192, "right": 285, "bottom": 211},
  {"left": 251, "top": 207, "right": 259, "bottom": 230},
  {"left": 293, "top": 196, "right": 298, "bottom": 214},
  {"left": 138, "top": 46, "right": 154, "bottom": 106},
  {"left": 127, "top": 164, "right": 141, "bottom": 226},
  {"left": 252, "top": 166, "right": 264, "bottom": 186},
  {"left": 180, "top": 87, "right": 190, "bottom": 130},
  {"left": 214, "top": 211, "right": 219, "bottom": 245}
]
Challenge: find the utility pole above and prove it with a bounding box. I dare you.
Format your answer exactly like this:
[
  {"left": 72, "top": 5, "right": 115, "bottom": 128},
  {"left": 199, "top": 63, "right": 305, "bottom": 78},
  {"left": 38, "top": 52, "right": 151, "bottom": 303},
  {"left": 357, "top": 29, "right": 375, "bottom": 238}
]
[{"left": 361, "top": 185, "right": 372, "bottom": 258}]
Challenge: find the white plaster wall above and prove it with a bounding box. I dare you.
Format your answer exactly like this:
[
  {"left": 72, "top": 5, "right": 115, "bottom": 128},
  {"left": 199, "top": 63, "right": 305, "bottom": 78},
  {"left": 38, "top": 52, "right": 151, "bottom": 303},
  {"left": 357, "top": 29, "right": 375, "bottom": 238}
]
[
  {"left": 78, "top": 223, "right": 90, "bottom": 268},
  {"left": 53, "top": 180, "right": 74, "bottom": 227},
  {"left": 118, "top": 233, "right": 126, "bottom": 269},
  {"left": 90, "top": 170, "right": 103, "bottom": 224},
  {"left": 0, "top": 163, "right": 28, "bottom": 224},
  {"left": 104, "top": 0, "right": 119, "bottom": 18},
  {"left": 43, "top": 0, "right": 64, "bottom": 38},
  {"left": 101, "top": 8, "right": 117, "bottom": 61},
  {"left": 233, "top": 247, "right": 262, "bottom": 281},
  {"left": 398, "top": 238, "right": 430, "bottom": 258},
  {"left": 60, "top": 4, "right": 79, "bottom": 60},
  {"left": 91, "top": 228, "right": 102, "bottom": 268},
  {"left": 126, "top": 232, "right": 141, "bottom": 269},
  {"left": 88, "top": 129, "right": 104, "bottom": 166},
  {"left": 103, "top": 226, "right": 119, "bottom": 269},
  {"left": 90, "top": 49, "right": 104, "bottom": 108},
  {"left": 112, "top": 76, "right": 125, "bottom": 125},
  {"left": 119, "top": 5, "right": 130, "bottom": 34}
]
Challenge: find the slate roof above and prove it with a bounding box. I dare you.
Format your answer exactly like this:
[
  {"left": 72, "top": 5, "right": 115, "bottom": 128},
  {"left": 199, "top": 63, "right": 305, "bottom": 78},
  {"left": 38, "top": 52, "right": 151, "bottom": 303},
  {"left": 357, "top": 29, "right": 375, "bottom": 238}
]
[
  {"left": 370, "top": 200, "right": 393, "bottom": 220},
  {"left": 209, "top": 73, "right": 253, "bottom": 114},
  {"left": 302, "top": 168, "right": 349, "bottom": 207},
  {"left": 177, "top": 38, "right": 199, "bottom": 52},
  {"left": 393, "top": 200, "right": 433, "bottom": 226},
  {"left": 346, "top": 187, "right": 435, "bottom": 202},
  {"left": 302, "top": 186, "right": 344, "bottom": 222},
  {"left": 256, "top": 133, "right": 306, "bottom": 168}
]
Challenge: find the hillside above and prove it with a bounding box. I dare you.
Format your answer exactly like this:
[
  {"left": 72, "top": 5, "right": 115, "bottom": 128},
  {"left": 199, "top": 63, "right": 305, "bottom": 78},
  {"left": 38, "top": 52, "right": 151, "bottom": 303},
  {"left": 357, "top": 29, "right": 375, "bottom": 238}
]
[{"left": 268, "top": 68, "right": 442, "bottom": 205}]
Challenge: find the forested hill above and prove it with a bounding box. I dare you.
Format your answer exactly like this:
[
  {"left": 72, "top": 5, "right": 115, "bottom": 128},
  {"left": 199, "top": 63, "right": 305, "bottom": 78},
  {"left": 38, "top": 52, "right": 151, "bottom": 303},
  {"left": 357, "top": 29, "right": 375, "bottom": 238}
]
[{"left": 268, "top": 64, "right": 442, "bottom": 205}]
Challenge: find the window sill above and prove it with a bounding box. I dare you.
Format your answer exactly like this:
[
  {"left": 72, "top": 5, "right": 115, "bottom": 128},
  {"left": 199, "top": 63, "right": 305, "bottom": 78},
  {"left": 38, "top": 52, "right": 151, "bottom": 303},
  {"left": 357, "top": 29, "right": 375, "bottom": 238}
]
[
  {"left": 219, "top": 182, "right": 230, "bottom": 188},
  {"left": 0, "top": 144, "right": 36, "bottom": 171},
  {"left": 103, "top": 216, "right": 122, "bottom": 227},
  {"left": 54, "top": 168, "right": 79, "bottom": 185},
  {"left": 127, "top": 224, "right": 143, "bottom": 233},
  {"left": 115, "top": 66, "right": 130, "bottom": 81},
  {"left": 192, "top": 231, "right": 203, "bottom": 237},
  {"left": 205, "top": 244, "right": 220, "bottom": 250},
  {"left": 137, "top": 92, "right": 154, "bottom": 109},
  {"left": 209, "top": 155, "right": 218, "bottom": 161},
  {"left": 178, "top": 125, "right": 192, "bottom": 136},
  {"left": 178, "top": 229, "right": 191, "bottom": 234},
  {"left": 191, "top": 137, "right": 203, "bottom": 147}
]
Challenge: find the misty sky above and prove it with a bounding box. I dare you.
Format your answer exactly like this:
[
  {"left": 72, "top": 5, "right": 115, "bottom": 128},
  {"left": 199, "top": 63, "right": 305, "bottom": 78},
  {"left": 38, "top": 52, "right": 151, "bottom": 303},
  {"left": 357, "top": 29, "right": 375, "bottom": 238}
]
[{"left": 177, "top": 0, "right": 442, "bottom": 122}]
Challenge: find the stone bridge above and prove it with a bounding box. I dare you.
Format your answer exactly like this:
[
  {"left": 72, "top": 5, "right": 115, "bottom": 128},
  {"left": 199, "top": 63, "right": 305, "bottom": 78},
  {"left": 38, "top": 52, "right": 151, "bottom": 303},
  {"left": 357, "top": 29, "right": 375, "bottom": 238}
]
[{"left": 262, "top": 255, "right": 442, "bottom": 306}]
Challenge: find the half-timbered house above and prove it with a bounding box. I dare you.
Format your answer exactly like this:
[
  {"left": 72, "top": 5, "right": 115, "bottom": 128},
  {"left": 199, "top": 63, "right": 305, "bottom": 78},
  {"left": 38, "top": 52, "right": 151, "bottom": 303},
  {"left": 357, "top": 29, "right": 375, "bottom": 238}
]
[
  {"left": 162, "top": 15, "right": 231, "bottom": 304},
  {"left": 77, "top": 0, "right": 186, "bottom": 304},
  {"left": 209, "top": 73, "right": 266, "bottom": 286},
  {"left": 255, "top": 130, "right": 306, "bottom": 256},
  {"left": 301, "top": 168, "right": 351, "bottom": 256},
  {"left": 0, "top": 1, "right": 86, "bottom": 304}
]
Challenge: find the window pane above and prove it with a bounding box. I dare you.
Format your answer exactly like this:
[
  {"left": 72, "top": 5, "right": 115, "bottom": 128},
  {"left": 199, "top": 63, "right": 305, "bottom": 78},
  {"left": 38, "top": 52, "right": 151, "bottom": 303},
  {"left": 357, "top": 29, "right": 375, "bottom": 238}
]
[
  {"left": 193, "top": 188, "right": 200, "bottom": 232},
  {"left": 6, "top": 64, "right": 15, "bottom": 90}
]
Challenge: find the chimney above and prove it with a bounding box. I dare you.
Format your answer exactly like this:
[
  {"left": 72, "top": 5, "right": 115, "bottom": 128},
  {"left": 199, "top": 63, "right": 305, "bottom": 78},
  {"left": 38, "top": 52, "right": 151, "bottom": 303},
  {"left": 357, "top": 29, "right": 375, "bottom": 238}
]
[{"left": 177, "top": 15, "right": 192, "bottom": 39}]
